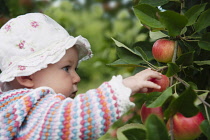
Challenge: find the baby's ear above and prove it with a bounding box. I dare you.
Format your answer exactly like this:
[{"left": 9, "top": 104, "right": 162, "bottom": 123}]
[{"left": 16, "top": 76, "right": 34, "bottom": 88}]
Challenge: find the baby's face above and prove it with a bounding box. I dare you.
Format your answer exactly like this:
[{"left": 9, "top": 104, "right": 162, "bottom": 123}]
[{"left": 31, "top": 47, "right": 80, "bottom": 98}]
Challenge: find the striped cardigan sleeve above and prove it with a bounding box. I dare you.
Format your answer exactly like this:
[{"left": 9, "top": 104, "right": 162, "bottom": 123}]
[{"left": 0, "top": 76, "right": 133, "bottom": 140}]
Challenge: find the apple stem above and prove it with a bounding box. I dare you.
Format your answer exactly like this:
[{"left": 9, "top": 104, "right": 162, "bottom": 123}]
[
  {"left": 203, "top": 102, "right": 210, "bottom": 122},
  {"left": 169, "top": 41, "right": 178, "bottom": 90},
  {"left": 142, "top": 24, "right": 151, "bottom": 30},
  {"left": 169, "top": 117, "right": 175, "bottom": 140},
  {"left": 140, "top": 54, "right": 158, "bottom": 70},
  {"left": 185, "top": 39, "right": 200, "bottom": 42},
  {"left": 169, "top": 77, "right": 174, "bottom": 87},
  {"left": 180, "top": 0, "right": 185, "bottom": 15},
  {"left": 157, "top": 66, "right": 168, "bottom": 72},
  {"left": 147, "top": 62, "right": 158, "bottom": 70},
  {"left": 172, "top": 41, "right": 178, "bottom": 63}
]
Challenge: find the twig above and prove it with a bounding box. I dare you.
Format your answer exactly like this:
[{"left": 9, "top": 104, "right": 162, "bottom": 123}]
[
  {"left": 180, "top": 0, "right": 185, "bottom": 15},
  {"left": 184, "top": 40, "right": 200, "bottom": 42},
  {"left": 173, "top": 75, "right": 189, "bottom": 87},
  {"left": 204, "top": 101, "right": 210, "bottom": 121},
  {"left": 182, "top": 36, "right": 201, "bottom": 39},
  {"left": 168, "top": 41, "right": 179, "bottom": 140},
  {"left": 195, "top": 90, "right": 210, "bottom": 92},
  {"left": 169, "top": 118, "right": 174, "bottom": 140},
  {"left": 156, "top": 66, "right": 168, "bottom": 72},
  {"left": 174, "top": 75, "right": 210, "bottom": 108},
  {"left": 197, "top": 95, "right": 210, "bottom": 108},
  {"left": 141, "top": 56, "right": 158, "bottom": 70}
]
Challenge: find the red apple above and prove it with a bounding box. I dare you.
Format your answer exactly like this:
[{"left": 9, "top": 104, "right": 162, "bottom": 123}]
[
  {"left": 152, "top": 39, "right": 181, "bottom": 63},
  {"left": 167, "top": 112, "right": 205, "bottom": 140},
  {"left": 140, "top": 103, "right": 164, "bottom": 124},
  {"left": 148, "top": 74, "right": 169, "bottom": 92}
]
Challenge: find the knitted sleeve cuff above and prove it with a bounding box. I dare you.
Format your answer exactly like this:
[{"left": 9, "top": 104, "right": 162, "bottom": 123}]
[{"left": 108, "top": 75, "right": 135, "bottom": 115}]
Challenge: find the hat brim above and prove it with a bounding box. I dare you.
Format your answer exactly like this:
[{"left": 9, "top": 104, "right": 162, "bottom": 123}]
[{"left": 0, "top": 35, "right": 92, "bottom": 82}]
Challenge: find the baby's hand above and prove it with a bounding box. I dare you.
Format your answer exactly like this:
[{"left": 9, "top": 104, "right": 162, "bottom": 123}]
[{"left": 122, "top": 68, "right": 162, "bottom": 95}]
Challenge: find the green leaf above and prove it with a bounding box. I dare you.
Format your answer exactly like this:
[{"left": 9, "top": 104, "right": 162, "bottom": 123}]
[
  {"left": 132, "top": 93, "right": 148, "bottom": 108},
  {"left": 145, "top": 115, "right": 169, "bottom": 140},
  {"left": 112, "top": 38, "right": 144, "bottom": 64},
  {"left": 99, "top": 110, "right": 139, "bottom": 140},
  {"left": 158, "top": 10, "right": 188, "bottom": 37},
  {"left": 194, "top": 92, "right": 208, "bottom": 106},
  {"left": 178, "top": 87, "right": 199, "bottom": 117},
  {"left": 198, "top": 32, "right": 210, "bottom": 51},
  {"left": 149, "top": 31, "right": 168, "bottom": 41},
  {"left": 116, "top": 47, "right": 143, "bottom": 64},
  {"left": 112, "top": 38, "right": 132, "bottom": 52},
  {"left": 145, "top": 92, "right": 162, "bottom": 105},
  {"left": 184, "top": 3, "right": 207, "bottom": 26},
  {"left": 132, "top": 41, "right": 154, "bottom": 61},
  {"left": 187, "top": 81, "right": 198, "bottom": 90},
  {"left": 181, "top": 40, "right": 199, "bottom": 52},
  {"left": 98, "top": 133, "right": 118, "bottom": 140},
  {"left": 117, "top": 123, "right": 146, "bottom": 140},
  {"left": 147, "top": 86, "right": 173, "bottom": 108},
  {"left": 180, "top": 27, "right": 187, "bottom": 35},
  {"left": 194, "top": 60, "right": 210, "bottom": 66},
  {"left": 139, "top": 0, "right": 169, "bottom": 7},
  {"left": 164, "top": 87, "right": 199, "bottom": 119},
  {"left": 194, "top": 8, "right": 210, "bottom": 32},
  {"left": 176, "top": 51, "right": 195, "bottom": 66},
  {"left": 134, "top": 47, "right": 148, "bottom": 61},
  {"left": 107, "top": 59, "right": 143, "bottom": 67},
  {"left": 200, "top": 120, "right": 210, "bottom": 139},
  {"left": 112, "top": 38, "right": 137, "bottom": 54},
  {"left": 165, "top": 63, "right": 180, "bottom": 77},
  {"left": 133, "top": 4, "right": 164, "bottom": 29}
]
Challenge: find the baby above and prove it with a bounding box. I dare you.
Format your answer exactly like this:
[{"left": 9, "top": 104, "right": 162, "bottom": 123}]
[{"left": 0, "top": 13, "right": 161, "bottom": 140}]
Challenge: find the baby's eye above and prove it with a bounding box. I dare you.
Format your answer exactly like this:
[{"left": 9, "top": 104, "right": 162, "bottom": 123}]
[{"left": 62, "top": 66, "right": 70, "bottom": 72}]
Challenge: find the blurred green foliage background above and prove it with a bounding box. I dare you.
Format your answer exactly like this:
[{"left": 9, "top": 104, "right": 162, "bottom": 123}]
[{"left": 0, "top": 0, "right": 147, "bottom": 93}]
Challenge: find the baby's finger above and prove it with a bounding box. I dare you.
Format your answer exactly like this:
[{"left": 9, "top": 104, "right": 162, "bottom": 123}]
[
  {"left": 142, "top": 81, "right": 161, "bottom": 90},
  {"left": 137, "top": 69, "right": 162, "bottom": 80},
  {"left": 149, "top": 72, "right": 162, "bottom": 80}
]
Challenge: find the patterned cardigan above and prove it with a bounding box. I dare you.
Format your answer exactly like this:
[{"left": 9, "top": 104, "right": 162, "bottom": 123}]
[{"left": 0, "top": 76, "right": 133, "bottom": 140}]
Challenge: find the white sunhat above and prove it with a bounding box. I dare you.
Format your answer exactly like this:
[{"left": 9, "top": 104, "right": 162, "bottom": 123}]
[{"left": 0, "top": 13, "right": 92, "bottom": 82}]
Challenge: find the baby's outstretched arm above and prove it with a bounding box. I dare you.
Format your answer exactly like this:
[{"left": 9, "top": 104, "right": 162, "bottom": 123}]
[
  {"left": 0, "top": 69, "right": 162, "bottom": 140},
  {"left": 122, "top": 68, "right": 162, "bottom": 94}
]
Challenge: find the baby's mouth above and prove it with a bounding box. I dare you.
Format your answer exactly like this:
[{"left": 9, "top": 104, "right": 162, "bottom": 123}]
[{"left": 70, "top": 91, "right": 77, "bottom": 98}]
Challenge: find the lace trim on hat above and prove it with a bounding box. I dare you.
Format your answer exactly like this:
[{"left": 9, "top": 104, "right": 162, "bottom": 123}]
[{"left": 0, "top": 35, "right": 92, "bottom": 82}]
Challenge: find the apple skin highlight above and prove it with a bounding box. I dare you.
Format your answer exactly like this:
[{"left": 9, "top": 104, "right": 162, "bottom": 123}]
[
  {"left": 140, "top": 75, "right": 169, "bottom": 123},
  {"left": 148, "top": 75, "right": 169, "bottom": 92},
  {"left": 152, "top": 39, "right": 176, "bottom": 63},
  {"left": 140, "top": 103, "right": 164, "bottom": 124},
  {"left": 167, "top": 112, "right": 205, "bottom": 140}
]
